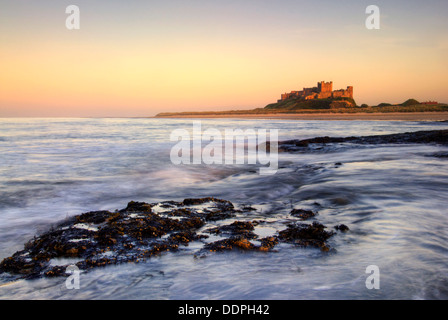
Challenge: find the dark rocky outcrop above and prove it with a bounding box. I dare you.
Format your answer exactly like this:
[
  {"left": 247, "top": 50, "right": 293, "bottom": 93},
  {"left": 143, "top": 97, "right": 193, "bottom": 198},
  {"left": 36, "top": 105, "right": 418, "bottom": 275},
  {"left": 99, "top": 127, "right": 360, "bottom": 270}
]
[
  {"left": 334, "top": 224, "right": 350, "bottom": 232},
  {"left": 278, "top": 222, "right": 335, "bottom": 252},
  {"left": 205, "top": 221, "right": 258, "bottom": 239},
  {"left": 0, "top": 198, "right": 233, "bottom": 279},
  {"left": 290, "top": 209, "right": 317, "bottom": 220},
  {"left": 0, "top": 198, "right": 346, "bottom": 279},
  {"left": 278, "top": 129, "right": 448, "bottom": 152}
]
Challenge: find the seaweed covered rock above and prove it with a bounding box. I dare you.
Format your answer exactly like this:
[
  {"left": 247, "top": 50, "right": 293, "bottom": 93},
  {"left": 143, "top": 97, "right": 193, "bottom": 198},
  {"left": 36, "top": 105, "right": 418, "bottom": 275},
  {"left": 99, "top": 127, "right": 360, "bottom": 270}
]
[
  {"left": 168, "top": 231, "right": 208, "bottom": 245},
  {"left": 200, "top": 235, "right": 279, "bottom": 253},
  {"left": 0, "top": 197, "right": 344, "bottom": 279},
  {"left": 202, "top": 220, "right": 336, "bottom": 254},
  {"left": 290, "top": 209, "right": 317, "bottom": 220},
  {"left": 183, "top": 197, "right": 234, "bottom": 209},
  {"left": 120, "top": 201, "right": 152, "bottom": 213},
  {"left": 259, "top": 236, "right": 279, "bottom": 252},
  {"left": 278, "top": 222, "right": 335, "bottom": 251},
  {"left": 205, "top": 221, "right": 257, "bottom": 239},
  {"left": 279, "top": 129, "right": 448, "bottom": 153},
  {"left": 0, "top": 197, "right": 237, "bottom": 279},
  {"left": 203, "top": 236, "right": 257, "bottom": 252}
]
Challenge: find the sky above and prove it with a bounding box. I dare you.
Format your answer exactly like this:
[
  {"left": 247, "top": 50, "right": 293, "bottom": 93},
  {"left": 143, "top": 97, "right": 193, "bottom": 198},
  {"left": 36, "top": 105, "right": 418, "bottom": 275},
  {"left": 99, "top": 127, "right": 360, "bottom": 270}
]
[{"left": 0, "top": 0, "right": 447, "bottom": 117}]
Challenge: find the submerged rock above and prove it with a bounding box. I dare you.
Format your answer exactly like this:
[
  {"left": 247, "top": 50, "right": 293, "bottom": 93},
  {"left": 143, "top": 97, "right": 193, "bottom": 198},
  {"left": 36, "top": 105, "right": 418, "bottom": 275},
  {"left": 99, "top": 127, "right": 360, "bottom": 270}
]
[
  {"left": 290, "top": 209, "right": 317, "bottom": 220},
  {"left": 426, "top": 152, "right": 448, "bottom": 158},
  {"left": 201, "top": 235, "right": 279, "bottom": 253},
  {"left": 334, "top": 224, "right": 350, "bottom": 232},
  {"left": 205, "top": 221, "right": 258, "bottom": 239}
]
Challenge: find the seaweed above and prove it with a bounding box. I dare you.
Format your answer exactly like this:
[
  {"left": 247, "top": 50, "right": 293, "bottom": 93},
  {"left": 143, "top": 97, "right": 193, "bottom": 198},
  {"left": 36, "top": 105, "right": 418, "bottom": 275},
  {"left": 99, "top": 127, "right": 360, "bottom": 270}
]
[{"left": 290, "top": 209, "right": 317, "bottom": 220}]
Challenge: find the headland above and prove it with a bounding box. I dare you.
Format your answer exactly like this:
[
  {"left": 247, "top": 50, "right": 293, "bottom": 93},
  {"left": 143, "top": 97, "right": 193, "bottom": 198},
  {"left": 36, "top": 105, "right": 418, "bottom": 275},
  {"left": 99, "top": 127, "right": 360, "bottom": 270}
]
[{"left": 155, "top": 80, "right": 448, "bottom": 121}]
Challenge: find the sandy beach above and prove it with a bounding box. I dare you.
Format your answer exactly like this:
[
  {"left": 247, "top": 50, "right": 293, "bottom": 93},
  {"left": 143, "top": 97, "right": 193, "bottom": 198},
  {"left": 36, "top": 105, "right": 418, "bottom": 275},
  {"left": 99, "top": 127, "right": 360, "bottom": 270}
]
[{"left": 155, "top": 112, "right": 448, "bottom": 121}]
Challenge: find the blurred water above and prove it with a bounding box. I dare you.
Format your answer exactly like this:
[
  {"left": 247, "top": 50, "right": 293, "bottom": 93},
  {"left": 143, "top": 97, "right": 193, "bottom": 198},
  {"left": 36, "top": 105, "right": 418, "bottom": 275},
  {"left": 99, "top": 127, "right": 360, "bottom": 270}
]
[{"left": 0, "top": 118, "right": 448, "bottom": 299}]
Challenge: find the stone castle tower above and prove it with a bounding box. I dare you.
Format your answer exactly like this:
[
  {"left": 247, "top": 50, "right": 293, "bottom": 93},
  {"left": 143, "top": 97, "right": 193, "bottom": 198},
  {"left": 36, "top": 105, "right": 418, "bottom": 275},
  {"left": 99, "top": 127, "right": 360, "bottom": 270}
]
[{"left": 318, "top": 81, "right": 333, "bottom": 93}]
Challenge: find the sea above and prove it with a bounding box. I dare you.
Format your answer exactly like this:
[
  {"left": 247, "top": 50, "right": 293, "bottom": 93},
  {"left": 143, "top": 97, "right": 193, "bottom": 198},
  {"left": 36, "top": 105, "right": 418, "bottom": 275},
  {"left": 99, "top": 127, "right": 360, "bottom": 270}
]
[{"left": 0, "top": 117, "right": 447, "bottom": 299}]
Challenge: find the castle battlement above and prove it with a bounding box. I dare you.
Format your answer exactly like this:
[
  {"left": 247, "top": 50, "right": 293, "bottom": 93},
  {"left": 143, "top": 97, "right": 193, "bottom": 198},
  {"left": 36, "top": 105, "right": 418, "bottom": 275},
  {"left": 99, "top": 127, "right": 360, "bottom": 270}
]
[{"left": 279, "top": 81, "right": 353, "bottom": 102}]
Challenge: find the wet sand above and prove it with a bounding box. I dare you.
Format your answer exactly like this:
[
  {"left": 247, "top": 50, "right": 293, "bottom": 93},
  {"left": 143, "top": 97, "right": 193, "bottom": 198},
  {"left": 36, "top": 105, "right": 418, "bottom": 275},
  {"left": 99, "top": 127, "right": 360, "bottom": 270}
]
[{"left": 155, "top": 112, "right": 448, "bottom": 121}]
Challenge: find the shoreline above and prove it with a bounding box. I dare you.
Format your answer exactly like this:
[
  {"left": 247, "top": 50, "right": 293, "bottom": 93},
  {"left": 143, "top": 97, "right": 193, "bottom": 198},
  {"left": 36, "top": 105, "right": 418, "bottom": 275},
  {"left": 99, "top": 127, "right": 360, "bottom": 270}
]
[{"left": 154, "top": 112, "right": 448, "bottom": 121}]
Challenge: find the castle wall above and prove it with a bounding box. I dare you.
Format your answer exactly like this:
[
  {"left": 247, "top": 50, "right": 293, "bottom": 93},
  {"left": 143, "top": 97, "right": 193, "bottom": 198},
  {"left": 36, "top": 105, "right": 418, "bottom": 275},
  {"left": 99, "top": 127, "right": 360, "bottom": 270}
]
[
  {"left": 317, "top": 92, "right": 332, "bottom": 99},
  {"left": 305, "top": 93, "right": 318, "bottom": 100},
  {"left": 303, "top": 87, "right": 318, "bottom": 96},
  {"left": 332, "top": 90, "right": 345, "bottom": 98},
  {"left": 331, "top": 86, "right": 354, "bottom": 99}
]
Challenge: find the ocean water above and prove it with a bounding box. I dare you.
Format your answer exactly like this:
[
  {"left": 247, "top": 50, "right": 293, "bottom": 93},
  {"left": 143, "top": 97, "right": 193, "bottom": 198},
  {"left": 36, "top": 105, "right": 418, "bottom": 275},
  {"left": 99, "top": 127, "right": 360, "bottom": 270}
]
[{"left": 0, "top": 117, "right": 448, "bottom": 299}]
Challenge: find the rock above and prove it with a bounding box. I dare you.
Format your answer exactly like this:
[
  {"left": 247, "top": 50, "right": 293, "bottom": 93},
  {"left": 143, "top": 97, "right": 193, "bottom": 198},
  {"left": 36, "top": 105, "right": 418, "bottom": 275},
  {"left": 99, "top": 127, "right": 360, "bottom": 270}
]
[
  {"left": 182, "top": 197, "right": 234, "bottom": 209},
  {"left": 259, "top": 237, "right": 279, "bottom": 251},
  {"left": 121, "top": 201, "right": 152, "bottom": 213},
  {"left": 205, "top": 221, "right": 257, "bottom": 239},
  {"left": 334, "top": 162, "right": 343, "bottom": 167},
  {"left": 279, "top": 129, "right": 448, "bottom": 153},
  {"left": 168, "top": 231, "right": 208, "bottom": 245},
  {"left": 203, "top": 236, "right": 257, "bottom": 252},
  {"left": 290, "top": 209, "right": 317, "bottom": 220},
  {"left": 0, "top": 197, "right": 345, "bottom": 279},
  {"left": 204, "top": 211, "right": 236, "bottom": 221},
  {"left": 334, "top": 224, "right": 350, "bottom": 232},
  {"left": 426, "top": 152, "right": 448, "bottom": 158},
  {"left": 0, "top": 198, "right": 236, "bottom": 279},
  {"left": 76, "top": 210, "right": 115, "bottom": 224},
  {"left": 241, "top": 205, "right": 257, "bottom": 211},
  {"left": 278, "top": 222, "right": 335, "bottom": 251}
]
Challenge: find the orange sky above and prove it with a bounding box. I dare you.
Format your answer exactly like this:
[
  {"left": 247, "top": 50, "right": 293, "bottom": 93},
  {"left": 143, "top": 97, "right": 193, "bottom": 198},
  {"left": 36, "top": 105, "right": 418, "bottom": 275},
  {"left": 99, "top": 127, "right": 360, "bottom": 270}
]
[{"left": 1, "top": 0, "right": 447, "bottom": 117}]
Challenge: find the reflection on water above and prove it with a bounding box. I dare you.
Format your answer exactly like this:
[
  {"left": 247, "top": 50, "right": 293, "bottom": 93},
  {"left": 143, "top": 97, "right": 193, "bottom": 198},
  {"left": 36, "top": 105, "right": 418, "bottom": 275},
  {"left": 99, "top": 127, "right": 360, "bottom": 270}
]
[{"left": 0, "top": 118, "right": 448, "bottom": 299}]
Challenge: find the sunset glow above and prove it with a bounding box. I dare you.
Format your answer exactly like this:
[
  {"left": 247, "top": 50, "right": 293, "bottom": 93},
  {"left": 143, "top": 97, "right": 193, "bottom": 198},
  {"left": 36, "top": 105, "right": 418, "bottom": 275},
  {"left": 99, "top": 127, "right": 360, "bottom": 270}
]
[{"left": 1, "top": 0, "right": 447, "bottom": 117}]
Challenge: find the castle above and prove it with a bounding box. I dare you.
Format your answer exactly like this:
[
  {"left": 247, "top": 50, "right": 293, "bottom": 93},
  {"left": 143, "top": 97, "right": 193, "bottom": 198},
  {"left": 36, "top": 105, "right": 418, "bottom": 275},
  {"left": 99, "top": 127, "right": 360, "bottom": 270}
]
[{"left": 278, "top": 81, "right": 353, "bottom": 102}]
